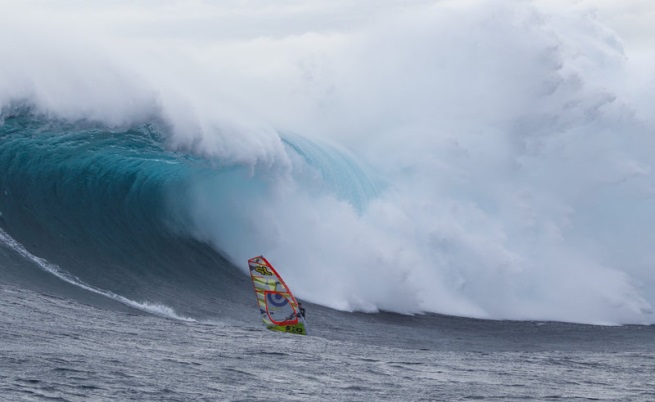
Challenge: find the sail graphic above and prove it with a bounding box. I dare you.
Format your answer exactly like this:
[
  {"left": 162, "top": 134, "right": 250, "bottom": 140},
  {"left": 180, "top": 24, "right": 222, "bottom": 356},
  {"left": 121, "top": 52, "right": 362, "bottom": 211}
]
[{"left": 248, "top": 255, "right": 308, "bottom": 336}]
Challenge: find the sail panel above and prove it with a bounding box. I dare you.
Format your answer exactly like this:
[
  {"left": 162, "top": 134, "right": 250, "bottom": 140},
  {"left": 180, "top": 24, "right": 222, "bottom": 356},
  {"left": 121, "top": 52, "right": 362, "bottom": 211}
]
[{"left": 248, "top": 255, "right": 308, "bottom": 335}]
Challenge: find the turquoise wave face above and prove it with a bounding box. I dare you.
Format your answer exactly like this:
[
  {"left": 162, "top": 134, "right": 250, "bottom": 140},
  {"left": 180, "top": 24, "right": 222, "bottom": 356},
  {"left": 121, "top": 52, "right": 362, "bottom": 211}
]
[
  {"left": 281, "top": 134, "right": 384, "bottom": 214},
  {"left": 0, "top": 115, "right": 187, "bottom": 248},
  {"left": 0, "top": 113, "right": 383, "bottom": 308}
]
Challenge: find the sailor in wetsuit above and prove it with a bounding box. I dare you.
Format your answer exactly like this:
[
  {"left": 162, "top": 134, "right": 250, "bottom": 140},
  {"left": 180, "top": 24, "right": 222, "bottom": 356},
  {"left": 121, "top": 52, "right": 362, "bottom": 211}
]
[{"left": 297, "top": 302, "right": 306, "bottom": 319}]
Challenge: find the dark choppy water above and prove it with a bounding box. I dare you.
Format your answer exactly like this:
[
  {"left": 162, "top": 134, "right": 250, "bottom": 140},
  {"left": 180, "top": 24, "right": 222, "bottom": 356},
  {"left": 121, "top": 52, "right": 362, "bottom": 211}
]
[{"left": 2, "top": 281, "right": 654, "bottom": 401}]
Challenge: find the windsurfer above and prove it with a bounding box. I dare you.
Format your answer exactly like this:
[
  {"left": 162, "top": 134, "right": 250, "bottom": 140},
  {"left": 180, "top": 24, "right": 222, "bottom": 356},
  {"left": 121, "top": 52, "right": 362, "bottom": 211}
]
[{"left": 248, "top": 255, "right": 309, "bottom": 335}]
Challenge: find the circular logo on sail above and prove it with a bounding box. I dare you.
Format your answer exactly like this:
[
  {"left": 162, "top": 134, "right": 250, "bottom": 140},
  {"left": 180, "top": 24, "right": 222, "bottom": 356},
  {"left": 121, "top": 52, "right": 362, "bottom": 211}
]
[{"left": 267, "top": 293, "right": 289, "bottom": 307}]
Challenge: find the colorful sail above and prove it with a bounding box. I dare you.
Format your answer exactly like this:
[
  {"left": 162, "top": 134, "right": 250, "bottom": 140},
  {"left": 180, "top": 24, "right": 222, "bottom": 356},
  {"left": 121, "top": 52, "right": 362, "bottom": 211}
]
[{"left": 248, "top": 255, "right": 308, "bottom": 336}]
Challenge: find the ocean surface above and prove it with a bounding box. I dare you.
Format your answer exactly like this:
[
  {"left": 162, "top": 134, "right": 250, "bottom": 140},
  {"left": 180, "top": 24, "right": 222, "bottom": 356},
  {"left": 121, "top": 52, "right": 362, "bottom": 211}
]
[
  {"left": 2, "top": 1, "right": 655, "bottom": 399},
  {"left": 1, "top": 115, "right": 654, "bottom": 401},
  {"left": 2, "top": 254, "right": 655, "bottom": 401}
]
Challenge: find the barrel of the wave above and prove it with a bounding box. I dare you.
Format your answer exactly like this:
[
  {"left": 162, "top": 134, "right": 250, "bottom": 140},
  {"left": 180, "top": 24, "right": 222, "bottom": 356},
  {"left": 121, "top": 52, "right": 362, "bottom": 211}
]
[{"left": 247, "top": 256, "right": 309, "bottom": 336}]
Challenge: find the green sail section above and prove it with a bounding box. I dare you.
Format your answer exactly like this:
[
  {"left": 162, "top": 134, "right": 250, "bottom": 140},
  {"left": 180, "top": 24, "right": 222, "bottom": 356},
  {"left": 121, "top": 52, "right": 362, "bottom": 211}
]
[{"left": 248, "top": 256, "right": 308, "bottom": 336}]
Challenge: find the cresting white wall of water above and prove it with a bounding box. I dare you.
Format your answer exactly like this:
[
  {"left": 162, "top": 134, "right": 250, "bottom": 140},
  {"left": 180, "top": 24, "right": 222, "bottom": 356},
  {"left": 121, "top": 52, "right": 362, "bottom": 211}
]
[{"left": 1, "top": 0, "right": 654, "bottom": 324}]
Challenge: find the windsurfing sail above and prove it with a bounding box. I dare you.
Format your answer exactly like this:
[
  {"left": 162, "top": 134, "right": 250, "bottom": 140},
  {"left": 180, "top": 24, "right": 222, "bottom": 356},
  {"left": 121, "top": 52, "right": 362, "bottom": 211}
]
[{"left": 248, "top": 255, "right": 308, "bottom": 336}]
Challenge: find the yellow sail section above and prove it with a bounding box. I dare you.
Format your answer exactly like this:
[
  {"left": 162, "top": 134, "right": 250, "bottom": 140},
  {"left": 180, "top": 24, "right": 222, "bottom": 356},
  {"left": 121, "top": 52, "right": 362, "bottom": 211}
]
[{"left": 248, "top": 256, "right": 308, "bottom": 335}]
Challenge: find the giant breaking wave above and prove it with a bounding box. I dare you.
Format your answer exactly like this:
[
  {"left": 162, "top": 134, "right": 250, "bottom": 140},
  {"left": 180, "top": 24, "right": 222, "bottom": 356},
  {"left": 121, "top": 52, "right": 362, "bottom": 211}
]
[{"left": 1, "top": 0, "right": 654, "bottom": 325}]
